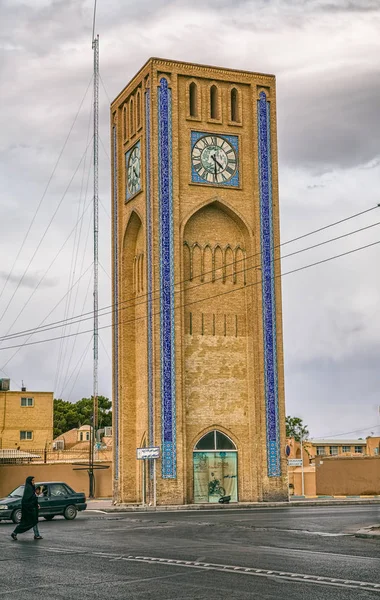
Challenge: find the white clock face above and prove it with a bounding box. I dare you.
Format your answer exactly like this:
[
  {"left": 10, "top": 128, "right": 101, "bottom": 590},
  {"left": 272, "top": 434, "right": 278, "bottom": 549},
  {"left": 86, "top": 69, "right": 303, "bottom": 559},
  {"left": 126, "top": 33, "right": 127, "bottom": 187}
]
[
  {"left": 191, "top": 135, "right": 237, "bottom": 184},
  {"left": 127, "top": 144, "right": 141, "bottom": 196}
]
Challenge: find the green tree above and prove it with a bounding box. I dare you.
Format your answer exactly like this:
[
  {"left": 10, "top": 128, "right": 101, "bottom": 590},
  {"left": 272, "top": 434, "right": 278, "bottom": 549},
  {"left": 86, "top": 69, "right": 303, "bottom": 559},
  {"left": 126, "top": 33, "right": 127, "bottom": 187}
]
[
  {"left": 286, "top": 416, "right": 309, "bottom": 442},
  {"left": 53, "top": 396, "right": 112, "bottom": 439}
]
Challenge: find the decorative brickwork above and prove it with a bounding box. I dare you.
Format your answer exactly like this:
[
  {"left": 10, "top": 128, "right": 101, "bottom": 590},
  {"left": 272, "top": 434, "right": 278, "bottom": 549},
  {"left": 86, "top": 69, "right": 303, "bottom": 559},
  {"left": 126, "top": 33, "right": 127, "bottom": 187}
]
[
  {"left": 158, "top": 77, "right": 176, "bottom": 478},
  {"left": 257, "top": 91, "right": 281, "bottom": 477}
]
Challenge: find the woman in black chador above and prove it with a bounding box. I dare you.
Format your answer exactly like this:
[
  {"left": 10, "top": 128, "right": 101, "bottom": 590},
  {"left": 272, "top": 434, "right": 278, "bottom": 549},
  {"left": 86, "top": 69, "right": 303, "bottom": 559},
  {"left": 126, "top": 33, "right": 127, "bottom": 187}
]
[{"left": 11, "top": 476, "right": 42, "bottom": 541}]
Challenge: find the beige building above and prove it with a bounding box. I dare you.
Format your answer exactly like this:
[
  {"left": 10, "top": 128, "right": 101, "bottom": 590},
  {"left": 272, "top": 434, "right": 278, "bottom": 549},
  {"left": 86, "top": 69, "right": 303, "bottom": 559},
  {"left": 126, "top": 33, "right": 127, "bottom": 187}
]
[
  {"left": 111, "top": 58, "right": 287, "bottom": 505},
  {"left": 0, "top": 386, "right": 53, "bottom": 450}
]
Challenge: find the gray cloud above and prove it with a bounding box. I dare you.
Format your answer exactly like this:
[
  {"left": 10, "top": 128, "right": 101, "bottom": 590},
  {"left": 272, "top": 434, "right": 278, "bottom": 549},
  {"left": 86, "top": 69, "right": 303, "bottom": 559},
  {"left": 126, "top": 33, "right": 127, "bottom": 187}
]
[
  {"left": 279, "top": 69, "right": 380, "bottom": 169},
  {"left": 0, "top": 0, "right": 379, "bottom": 437},
  {"left": 0, "top": 271, "right": 58, "bottom": 290}
]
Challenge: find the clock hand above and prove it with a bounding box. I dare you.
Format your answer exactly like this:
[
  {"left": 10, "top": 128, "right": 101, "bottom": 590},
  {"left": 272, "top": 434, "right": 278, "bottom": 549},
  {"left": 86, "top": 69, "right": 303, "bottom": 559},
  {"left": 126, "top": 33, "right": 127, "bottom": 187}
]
[
  {"left": 133, "top": 167, "right": 139, "bottom": 178},
  {"left": 210, "top": 153, "right": 217, "bottom": 176}
]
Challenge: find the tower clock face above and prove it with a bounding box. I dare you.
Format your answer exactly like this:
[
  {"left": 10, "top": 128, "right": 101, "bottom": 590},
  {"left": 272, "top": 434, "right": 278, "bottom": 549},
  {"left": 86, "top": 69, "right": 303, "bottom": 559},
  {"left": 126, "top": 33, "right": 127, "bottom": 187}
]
[
  {"left": 191, "top": 135, "right": 237, "bottom": 184},
  {"left": 126, "top": 143, "right": 141, "bottom": 198}
]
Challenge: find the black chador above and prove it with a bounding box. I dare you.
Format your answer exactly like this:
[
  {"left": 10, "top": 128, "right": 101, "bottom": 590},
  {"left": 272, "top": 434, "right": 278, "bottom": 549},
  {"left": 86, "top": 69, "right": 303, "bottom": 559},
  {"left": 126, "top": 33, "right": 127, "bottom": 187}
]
[{"left": 12, "top": 476, "right": 38, "bottom": 536}]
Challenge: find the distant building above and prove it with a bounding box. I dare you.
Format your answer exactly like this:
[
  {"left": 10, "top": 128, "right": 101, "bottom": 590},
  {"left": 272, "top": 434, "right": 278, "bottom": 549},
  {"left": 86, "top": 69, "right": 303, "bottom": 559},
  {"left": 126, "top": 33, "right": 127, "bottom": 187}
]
[
  {"left": 0, "top": 387, "right": 53, "bottom": 449},
  {"left": 52, "top": 425, "right": 112, "bottom": 461},
  {"left": 287, "top": 438, "right": 368, "bottom": 463}
]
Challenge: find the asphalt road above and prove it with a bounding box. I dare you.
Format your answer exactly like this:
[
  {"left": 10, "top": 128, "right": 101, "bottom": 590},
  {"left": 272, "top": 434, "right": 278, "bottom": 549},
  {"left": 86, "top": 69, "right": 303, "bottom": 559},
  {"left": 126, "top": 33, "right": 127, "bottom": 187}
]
[{"left": 1, "top": 505, "right": 380, "bottom": 599}]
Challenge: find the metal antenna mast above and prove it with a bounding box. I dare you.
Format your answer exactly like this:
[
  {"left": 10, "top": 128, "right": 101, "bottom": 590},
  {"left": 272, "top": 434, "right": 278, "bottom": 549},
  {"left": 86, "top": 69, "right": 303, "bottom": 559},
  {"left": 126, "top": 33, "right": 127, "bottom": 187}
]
[{"left": 89, "top": 18, "right": 99, "bottom": 498}]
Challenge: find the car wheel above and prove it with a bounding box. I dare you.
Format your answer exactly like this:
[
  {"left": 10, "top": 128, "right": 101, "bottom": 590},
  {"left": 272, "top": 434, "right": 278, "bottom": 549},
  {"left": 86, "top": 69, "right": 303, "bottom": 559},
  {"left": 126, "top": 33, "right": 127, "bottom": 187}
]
[
  {"left": 12, "top": 508, "right": 22, "bottom": 524},
  {"left": 63, "top": 505, "right": 77, "bottom": 520},
  {"left": 44, "top": 515, "right": 55, "bottom": 521}
]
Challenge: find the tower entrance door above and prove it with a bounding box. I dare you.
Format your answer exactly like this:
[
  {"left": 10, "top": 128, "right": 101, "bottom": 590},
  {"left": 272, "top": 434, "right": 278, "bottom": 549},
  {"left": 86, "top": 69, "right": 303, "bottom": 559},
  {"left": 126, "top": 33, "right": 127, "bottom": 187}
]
[{"left": 193, "top": 431, "right": 238, "bottom": 503}]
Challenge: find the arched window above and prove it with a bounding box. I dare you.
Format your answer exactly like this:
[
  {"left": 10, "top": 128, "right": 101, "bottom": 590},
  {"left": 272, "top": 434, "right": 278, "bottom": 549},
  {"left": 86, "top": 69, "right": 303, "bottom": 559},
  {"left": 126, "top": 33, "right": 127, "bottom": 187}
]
[
  {"left": 86, "top": 432, "right": 90, "bottom": 441},
  {"left": 194, "top": 430, "right": 236, "bottom": 451},
  {"left": 136, "top": 89, "right": 141, "bottom": 129},
  {"left": 123, "top": 105, "right": 128, "bottom": 140},
  {"left": 80, "top": 432, "right": 83, "bottom": 441},
  {"left": 231, "top": 87, "right": 239, "bottom": 122},
  {"left": 210, "top": 85, "right": 219, "bottom": 119},
  {"left": 129, "top": 97, "right": 134, "bottom": 135},
  {"left": 189, "top": 82, "right": 198, "bottom": 117}
]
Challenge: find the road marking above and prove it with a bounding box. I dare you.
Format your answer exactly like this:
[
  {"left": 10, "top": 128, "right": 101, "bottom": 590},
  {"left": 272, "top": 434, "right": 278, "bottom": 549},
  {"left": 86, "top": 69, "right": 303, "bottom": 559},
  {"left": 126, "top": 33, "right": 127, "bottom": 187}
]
[
  {"left": 29, "top": 546, "right": 380, "bottom": 592},
  {"left": 119, "top": 556, "right": 380, "bottom": 592}
]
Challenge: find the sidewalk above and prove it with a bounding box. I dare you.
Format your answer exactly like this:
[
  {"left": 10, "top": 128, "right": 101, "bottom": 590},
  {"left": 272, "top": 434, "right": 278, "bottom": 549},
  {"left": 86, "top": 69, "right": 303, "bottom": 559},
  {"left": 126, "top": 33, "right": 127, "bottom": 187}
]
[{"left": 86, "top": 496, "right": 380, "bottom": 512}]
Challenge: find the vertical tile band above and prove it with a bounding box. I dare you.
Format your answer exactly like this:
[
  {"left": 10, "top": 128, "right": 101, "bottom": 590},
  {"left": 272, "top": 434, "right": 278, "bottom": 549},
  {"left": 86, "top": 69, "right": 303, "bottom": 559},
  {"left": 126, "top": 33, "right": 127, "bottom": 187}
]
[
  {"left": 257, "top": 91, "right": 281, "bottom": 477},
  {"left": 158, "top": 77, "right": 176, "bottom": 478},
  {"left": 112, "top": 125, "right": 119, "bottom": 479},
  {"left": 145, "top": 88, "right": 154, "bottom": 449}
]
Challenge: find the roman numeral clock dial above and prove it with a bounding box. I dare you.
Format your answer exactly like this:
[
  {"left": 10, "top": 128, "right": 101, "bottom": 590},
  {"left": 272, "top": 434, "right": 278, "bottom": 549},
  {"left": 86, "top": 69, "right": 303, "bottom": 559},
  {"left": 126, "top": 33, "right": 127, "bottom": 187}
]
[
  {"left": 126, "top": 141, "right": 141, "bottom": 201},
  {"left": 191, "top": 134, "right": 238, "bottom": 186}
]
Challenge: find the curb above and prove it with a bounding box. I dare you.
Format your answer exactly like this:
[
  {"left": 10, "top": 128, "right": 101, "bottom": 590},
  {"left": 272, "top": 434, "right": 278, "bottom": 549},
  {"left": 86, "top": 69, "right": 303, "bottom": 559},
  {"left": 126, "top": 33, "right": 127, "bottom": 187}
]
[{"left": 89, "top": 498, "right": 380, "bottom": 513}]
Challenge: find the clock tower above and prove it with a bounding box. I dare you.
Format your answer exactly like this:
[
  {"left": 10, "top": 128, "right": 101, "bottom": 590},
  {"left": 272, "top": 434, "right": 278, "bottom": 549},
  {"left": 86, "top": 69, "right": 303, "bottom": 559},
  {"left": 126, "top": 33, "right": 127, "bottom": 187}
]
[{"left": 111, "top": 58, "right": 288, "bottom": 505}]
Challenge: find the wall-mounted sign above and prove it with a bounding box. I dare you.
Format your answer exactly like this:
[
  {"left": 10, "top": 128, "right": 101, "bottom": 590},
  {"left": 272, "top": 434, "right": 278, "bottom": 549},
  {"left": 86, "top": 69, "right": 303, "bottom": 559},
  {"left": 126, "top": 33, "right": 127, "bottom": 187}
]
[
  {"left": 288, "top": 458, "right": 303, "bottom": 467},
  {"left": 136, "top": 447, "right": 160, "bottom": 460}
]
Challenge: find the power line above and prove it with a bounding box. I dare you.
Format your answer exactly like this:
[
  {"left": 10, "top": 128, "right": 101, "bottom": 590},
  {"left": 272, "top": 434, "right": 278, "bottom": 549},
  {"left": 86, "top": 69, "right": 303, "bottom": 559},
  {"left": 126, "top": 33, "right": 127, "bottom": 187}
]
[
  {"left": 0, "top": 135, "right": 94, "bottom": 328},
  {"left": 0, "top": 236, "right": 378, "bottom": 352},
  {"left": 0, "top": 198, "right": 93, "bottom": 347},
  {"left": 0, "top": 76, "right": 93, "bottom": 307},
  {"left": 1, "top": 215, "right": 379, "bottom": 344},
  {"left": 0, "top": 263, "right": 93, "bottom": 372}
]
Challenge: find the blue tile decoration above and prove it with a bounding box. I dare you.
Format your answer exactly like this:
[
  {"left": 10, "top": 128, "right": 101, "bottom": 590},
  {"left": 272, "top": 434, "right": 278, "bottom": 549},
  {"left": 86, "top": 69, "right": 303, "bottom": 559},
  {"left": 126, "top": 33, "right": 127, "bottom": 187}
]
[
  {"left": 191, "top": 131, "right": 239, "bottom": 187},
  {"left": 145, "top": 89, "right": 154, "bottom": 451},
  {"left": 125, "top": 140, "right": 142, "bottom": 201},
  {"left": 112, "top": 125, "right": 119, "bottom": 479},
  {"left": 158, "top": 77, "right": 176, "bottom": 478},
  {"left": 257, "top": 91, "right": 281, "bottom": 478}
]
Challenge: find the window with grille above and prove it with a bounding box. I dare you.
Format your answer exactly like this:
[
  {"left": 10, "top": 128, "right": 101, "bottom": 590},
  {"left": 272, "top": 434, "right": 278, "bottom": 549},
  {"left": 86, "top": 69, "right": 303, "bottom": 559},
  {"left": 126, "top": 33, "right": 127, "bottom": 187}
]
[
  {"left": 354, "top": 446, "right": 364, "bottom": 453},
  {"left": 316, "top": 446, "right": 325, "bottom": 456},
  {"left": 329, "top": 446, "right": 338, "bottom": 455}
]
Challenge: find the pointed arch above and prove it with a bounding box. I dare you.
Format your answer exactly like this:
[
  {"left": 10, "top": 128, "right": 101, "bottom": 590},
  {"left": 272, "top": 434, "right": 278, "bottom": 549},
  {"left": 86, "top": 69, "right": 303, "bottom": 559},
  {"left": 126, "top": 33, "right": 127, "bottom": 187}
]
[
  {"left": 191, "top": 242, "right": 202, "bottom": 281},
  {"left": 203, "top": 244, "right": 213, "bottom": 282},
  {"left": 224, "top": 244, "right": 234, "bottom": 282},
  {"left": 213, "top": 244, "right": 224, "bottom": 283},
  {"left": 183, "top": 241, "right": 191, "bottom": 281},
  {"left": 210, "top": 84, "right": 220, "bottom": 120},
  {"left": 136, "top": 88, "right": 142, "bottom": 129},
  {"left": 189, "top": 81, "right": 198, "bottom": 118},
  {"left": 234, "top": 245, "right": 246, "bottom": 285},
  {"left": 129, "top": 96, "right": 135, "bottom": 135},
  {"left": 181, "top": 197, "right": 253, "bottom": 243}
]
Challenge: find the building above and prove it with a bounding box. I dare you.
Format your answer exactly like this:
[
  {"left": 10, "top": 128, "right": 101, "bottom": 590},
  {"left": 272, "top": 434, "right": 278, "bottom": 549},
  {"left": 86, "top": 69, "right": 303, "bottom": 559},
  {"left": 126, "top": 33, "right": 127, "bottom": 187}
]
[
  {"left": 288, "top": 438, "right": 368, "bottom": 463},
  {"left": 111, "top": 58, "right": 287, "bottom": 505},
  {"left": 0, "top": 384, "right": 53, "bottom": 450}
]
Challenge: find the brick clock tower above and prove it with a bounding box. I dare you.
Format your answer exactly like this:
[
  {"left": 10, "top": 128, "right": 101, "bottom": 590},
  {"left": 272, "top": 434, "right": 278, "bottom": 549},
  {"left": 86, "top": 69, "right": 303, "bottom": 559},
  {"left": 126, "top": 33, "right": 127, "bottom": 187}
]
[{"left": 111, "top": 58, "right": 288, "bottom": 505}]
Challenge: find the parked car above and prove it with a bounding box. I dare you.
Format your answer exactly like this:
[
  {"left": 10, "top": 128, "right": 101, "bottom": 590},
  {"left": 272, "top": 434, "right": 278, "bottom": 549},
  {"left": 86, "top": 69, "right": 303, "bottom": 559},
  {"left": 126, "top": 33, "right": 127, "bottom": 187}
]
[{"left": 0, "top": 481, "right": 87, "bottom": 523}]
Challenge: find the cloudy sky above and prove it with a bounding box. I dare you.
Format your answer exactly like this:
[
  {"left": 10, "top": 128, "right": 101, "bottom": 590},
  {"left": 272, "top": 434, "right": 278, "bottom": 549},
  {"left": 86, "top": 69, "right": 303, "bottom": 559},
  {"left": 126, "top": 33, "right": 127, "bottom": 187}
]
[{"left": 0, "top": 0, "right": 380, "bottom": 440}]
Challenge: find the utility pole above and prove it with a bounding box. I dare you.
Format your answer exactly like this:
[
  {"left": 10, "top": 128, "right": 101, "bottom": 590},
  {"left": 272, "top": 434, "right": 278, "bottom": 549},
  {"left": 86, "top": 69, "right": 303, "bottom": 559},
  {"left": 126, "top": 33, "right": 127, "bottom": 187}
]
[{"left": 89, "top": 13, "right": 99, "bottom": 498}]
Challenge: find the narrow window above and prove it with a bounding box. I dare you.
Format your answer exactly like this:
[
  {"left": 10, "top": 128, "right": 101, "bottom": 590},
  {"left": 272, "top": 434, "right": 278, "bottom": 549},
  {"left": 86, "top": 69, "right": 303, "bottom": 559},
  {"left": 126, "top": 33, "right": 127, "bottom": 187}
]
[
  {"left": 129, "top": 97, "right": 134, "bottom": 135},
  {"left": 231, "top": 87, "right": 239, "bottom": 122},
  {"left": 189, "top": 82, "right": 197, "bottom": 117},
  {"left": 210, "top": 85, "right": 219, "bottom": 119},
  {"left": 123, "top": 105, "right": 128, "bottom": 140},
  {"left": 136, "top": 90, "right": 141, "bottom": 129}
]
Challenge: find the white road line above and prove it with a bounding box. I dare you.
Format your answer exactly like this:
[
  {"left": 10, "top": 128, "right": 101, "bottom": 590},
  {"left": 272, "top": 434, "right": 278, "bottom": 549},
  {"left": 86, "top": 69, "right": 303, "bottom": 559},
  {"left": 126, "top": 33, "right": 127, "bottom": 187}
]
[{"left": 11, "top": 544, "right": 380, "bottom": 592}]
